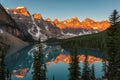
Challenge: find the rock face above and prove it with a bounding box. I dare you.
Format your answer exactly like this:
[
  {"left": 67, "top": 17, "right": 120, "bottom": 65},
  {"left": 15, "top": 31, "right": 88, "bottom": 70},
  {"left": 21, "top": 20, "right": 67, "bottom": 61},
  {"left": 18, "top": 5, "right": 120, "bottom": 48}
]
[
  {"left": 1, "top": 4, "right": 111, "bottom": 42},
  {"left": 45, "top": 17, "right": 110, "bottom": 38},
  {"left": 0, "top": 4, "right": 27, "bottom": 47},
  {"left": 53, "top": 17, "right": 81, "bottom": 29},
  {"left": 0, "top": 4, "right": 34, "bottom": 43},
  {"left": 82, "top": 18, "right": 110, "bottom": 31},
  {"left": 52, "top": 17, "right": 110, "bottom": 31},
  {"left": 7, "top": 7, "right": 41, "bottom": 41},
  {"left": 8, "top": 6, "right": 30, "bottom": 16},
  {"left": 33, "top": 13, "right": 42, "bottom": 19},
  {"left": 0, "top": 4, "right": 21, "bottom": 38},
  {"left": 7, "top": 7, "right": 62, "bottom": 41}
]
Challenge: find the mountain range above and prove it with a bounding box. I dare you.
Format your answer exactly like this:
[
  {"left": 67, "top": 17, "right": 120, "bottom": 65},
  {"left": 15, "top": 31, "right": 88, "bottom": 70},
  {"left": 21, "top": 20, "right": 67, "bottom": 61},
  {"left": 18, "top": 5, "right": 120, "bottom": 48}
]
[{"left": 0, "top": 4, "right": 110, "bottom": 46}]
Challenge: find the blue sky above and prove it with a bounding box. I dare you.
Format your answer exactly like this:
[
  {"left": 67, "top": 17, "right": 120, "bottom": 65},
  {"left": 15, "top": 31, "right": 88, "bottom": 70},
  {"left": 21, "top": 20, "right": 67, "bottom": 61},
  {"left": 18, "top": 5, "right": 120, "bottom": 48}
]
[{"left": 0, "top": 0, "right": 120, "bottom": 21}]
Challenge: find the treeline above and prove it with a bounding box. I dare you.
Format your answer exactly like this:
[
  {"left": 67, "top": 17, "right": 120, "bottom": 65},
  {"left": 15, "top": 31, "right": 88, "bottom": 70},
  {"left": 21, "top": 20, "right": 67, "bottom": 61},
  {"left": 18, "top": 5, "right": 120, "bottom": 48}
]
[{"left": 61, "top": 31, "right": 107, "bottom": 50}]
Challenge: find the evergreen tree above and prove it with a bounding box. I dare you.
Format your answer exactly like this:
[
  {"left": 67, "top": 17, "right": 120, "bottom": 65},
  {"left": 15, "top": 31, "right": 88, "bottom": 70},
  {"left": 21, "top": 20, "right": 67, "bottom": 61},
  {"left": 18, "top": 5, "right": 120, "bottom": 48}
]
[
  {"left": 109, "top": 10, "right": 120, "bottom": 25},
  {"left": 43, "top": 63, "right": 47, "bottom": 80},
  {"left": 6, "top": 69, "right": 11, "bottom": 80},
  {"left": 82, "top": 53, "right": 91, "bottom": 80},
  {"left": 102, "top": 59, "right": 108, "bottom": 79},
  {"left": 0, "top": 48, "right": 6, "bottom": 80},
  {"left": 68, "top": 48, "right": 81, "bottom": 80},
  {"left": 114, "top": 23, "right": 120, "bottom": 80},
  {"left": 106, "top": 10, "right": 120, "bottom": 80},
  {"left": 0, "top": 47, "right": 11, "bottom": 80},
  {"left": 52, "top": 75, "right": 55, "bottom": 80},
  {"left": 90, "top": 64, "right": 96, "bottom": 80},
  {"left": 32, "top": 43, "right": 47, "bottom": 80}
]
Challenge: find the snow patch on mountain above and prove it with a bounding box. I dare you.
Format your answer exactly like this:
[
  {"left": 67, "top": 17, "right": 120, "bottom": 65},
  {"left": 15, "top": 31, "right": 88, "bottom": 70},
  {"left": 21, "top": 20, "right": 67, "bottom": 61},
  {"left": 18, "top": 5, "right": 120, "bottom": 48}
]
[
  {"left": 5, "top": 8, "right": 10, "bottom": 14},
  {"left": 0, "top": 29, "right": 3, "bottom": 33},
  {"left": 16, "top": 6, "right": 25, "bottom": 9},
  {"left": 28, "top": 15, "right": 48, "bottom": 41},
  {"left": 45, "top": 25, "right": 49, "bottom": 31},
  {"left": 28, "top": 16, "right": 41, "bottom": 40},
  {"left": 28, "top": 46, "right": 37, "bottom": 57},
  {"left": 82, "top": 30, "right": 92, "bottom": 35},
  {"left": 60, "top": 29, "right": 99, "bottom": 39}
]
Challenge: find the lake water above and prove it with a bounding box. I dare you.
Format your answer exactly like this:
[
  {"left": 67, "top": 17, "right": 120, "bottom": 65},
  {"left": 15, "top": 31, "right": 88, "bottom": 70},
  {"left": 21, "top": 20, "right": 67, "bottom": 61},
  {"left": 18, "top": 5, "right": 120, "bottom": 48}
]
[{"left": 5, "top": 43, "right": 105, "bottom": 80}]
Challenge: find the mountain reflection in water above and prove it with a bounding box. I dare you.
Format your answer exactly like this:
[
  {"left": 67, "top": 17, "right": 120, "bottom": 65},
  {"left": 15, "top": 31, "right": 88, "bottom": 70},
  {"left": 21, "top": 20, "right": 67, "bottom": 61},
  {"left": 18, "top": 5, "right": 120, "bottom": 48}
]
[{"left": 5, "top": 43, "right": 105, "bottom": 80}]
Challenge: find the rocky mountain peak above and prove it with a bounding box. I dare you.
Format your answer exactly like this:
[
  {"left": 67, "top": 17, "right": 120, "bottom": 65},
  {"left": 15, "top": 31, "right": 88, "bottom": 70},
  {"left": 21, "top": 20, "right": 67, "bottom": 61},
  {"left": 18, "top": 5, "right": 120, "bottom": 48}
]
[
  {"left": 9, "top": 6, "right": 29, "bottom": 16},
  {"left": 32, "top": 13, "right": 42, "bottom": 19},
  {"left": 70, "top": 16, "right": 79, "bottom": 20},
  {"left": 45, "top": 18, "right": 52, "bottom": 22},
  {"left": 50, "top": 16, "right": 110, "bottom": 30},
  {"left": 65, "top": 16, "right": 80, "bottom": 23},
  {"left": 83, "top": 18, "right": 95, "bottom": 23},
  {"left": 53, "top": 18, "right": 60, "bottom": 23}
]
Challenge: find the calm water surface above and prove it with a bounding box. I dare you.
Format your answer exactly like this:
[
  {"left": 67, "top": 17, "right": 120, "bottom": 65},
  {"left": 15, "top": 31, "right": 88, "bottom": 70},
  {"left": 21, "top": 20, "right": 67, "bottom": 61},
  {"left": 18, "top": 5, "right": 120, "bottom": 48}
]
[{"left": 5, "top": 43, "right": 104, "bottom": 80}]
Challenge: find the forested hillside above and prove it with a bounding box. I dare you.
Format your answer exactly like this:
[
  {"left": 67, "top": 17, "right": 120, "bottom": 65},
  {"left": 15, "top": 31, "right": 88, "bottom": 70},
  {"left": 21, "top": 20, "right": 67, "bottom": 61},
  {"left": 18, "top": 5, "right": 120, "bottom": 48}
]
[{"left": 61, "top": 29, "right": 107, "bottom": 50}]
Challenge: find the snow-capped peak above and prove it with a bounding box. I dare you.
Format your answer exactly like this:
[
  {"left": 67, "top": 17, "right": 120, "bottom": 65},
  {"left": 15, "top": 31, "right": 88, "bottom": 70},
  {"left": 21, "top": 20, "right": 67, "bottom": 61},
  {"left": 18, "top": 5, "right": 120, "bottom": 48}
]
[{"left": 16, "top": 6, "right": 25, "bottom": 9}]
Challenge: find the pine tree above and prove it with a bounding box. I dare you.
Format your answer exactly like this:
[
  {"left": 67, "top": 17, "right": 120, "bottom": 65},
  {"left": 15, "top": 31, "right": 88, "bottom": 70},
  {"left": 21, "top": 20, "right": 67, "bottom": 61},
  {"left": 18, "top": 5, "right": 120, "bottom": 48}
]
[
  {"left": 90, "top": 64, "right": 96, "bottom": 80},
  {"left": 106, "top": 10, "right": 120, "bottom": 80},
  {"left": 32, "top": 43, "right": 47, "bottom": 80},
  {"left": 68, "top": 48, "right": 81, "bottom": 80},
  {"left": 0, "top": 48, "right": 6, "bottom": 80},
  {"left": 6, "top": 69, "right": 11, "bottom": 80},
  {"left": 82, "top": 53, "right": 91, "bottom": 80},
  {"left": 43, "top": 63, "right": 47, "bottom": 80},
  {"left": 102, "top": 59, "right": 108, "bottom": 79},
  {"left": 52, "top": 75, "right": 55, "bottom": 80},
  {"left": 109, "top": 10, "right": 120, "bottom": 25},
  {"left": 114, "top": 21, "right": 120, "bottom": 80}
]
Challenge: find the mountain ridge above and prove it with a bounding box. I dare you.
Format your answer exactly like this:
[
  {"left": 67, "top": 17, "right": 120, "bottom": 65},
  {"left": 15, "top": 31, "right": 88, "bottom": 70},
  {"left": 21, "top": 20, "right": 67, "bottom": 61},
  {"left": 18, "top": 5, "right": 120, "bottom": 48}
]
[
  {"left": 6, "top": 6, "right": 110, "bottom": 31},
  {"left": 0, "top": 4, "right": 111, "bottom": 43}
]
